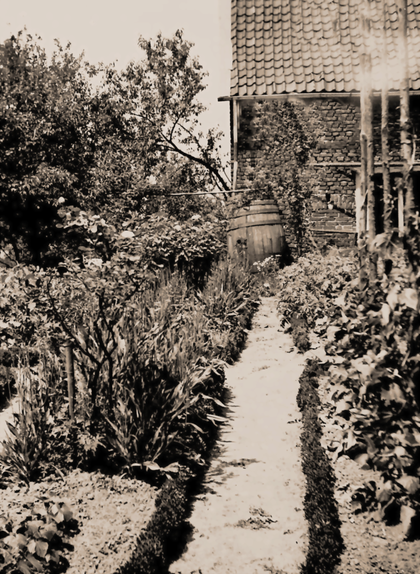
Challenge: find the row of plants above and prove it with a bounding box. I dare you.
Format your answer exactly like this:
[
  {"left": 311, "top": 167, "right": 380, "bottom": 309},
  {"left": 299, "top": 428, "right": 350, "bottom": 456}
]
[
  {"left": 275, "top": 246, "right": 420, "bottom": 533},
  {"left": 297, "top": 360, "right": 344, "bottom": 574},
  {"left": 0, "top": 239, "right": 258, "bottom": 574}
]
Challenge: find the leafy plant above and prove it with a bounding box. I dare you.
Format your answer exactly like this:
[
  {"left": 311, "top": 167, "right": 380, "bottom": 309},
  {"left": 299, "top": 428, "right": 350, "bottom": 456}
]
[
  {"left": 0, "top": 352, "right": 64, "bottom": 483},
  {"left": 0, "top": 499, "right": 77, "bottom": 574},
  {"left": 276, "top": 246, "right": 420, "bottom": 523}
]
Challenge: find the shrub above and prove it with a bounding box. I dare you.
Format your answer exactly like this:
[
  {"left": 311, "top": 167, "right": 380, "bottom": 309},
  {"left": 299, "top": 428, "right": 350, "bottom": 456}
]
[
  {"left": 297, "top": 360, "right": 344, "bottom": 574},
  {"left": 276, "top": 249, "right": 358, "bottom": 329}
]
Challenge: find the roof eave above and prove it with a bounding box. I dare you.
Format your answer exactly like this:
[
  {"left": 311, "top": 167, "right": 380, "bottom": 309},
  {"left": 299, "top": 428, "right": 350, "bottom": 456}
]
[{"left": 218, "top": 90, "right": 420, "bottom": 102}]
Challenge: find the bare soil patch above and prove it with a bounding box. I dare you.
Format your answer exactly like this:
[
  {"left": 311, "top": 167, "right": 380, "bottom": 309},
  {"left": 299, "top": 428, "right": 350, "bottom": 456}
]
[{"left": 0, "top": 469, "right": 157, "bottom": 574}]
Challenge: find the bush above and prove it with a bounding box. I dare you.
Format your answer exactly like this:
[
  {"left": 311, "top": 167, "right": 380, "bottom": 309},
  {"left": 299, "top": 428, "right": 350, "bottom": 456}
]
[{"left": 276, "top": 249, "right": 358, "bottom": 329}]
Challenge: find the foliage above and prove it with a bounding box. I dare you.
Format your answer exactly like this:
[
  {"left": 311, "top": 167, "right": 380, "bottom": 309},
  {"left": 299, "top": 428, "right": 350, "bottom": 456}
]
[
  {"left": 0, "top": 352, "right": 65, "bottom": 483},
  {"left": 276, "top": 249, "right": 358, "bottom": 329},
  {"left": 241, "top": 100, "right": 323, "bottom": 255},
  {"left": 297, "top": 360, "right": 344, "bottom": 574},
  {"left": 0, "top": 203, "right": 228, "bottom": 356},
  {"left": 0, "top": 32, "right": 104, "bottom": 264},
  {"left": 0, "top": 30, "right": 229, "bottom": 267},
  {"left": 0, "top": 499, "right": 76, "bottom": 574},
  {"left": 276, "top": 247, "right": 420, "bottom": 524},
  {"left": 110, "top": 29, "right": 230, "bottom": 193},
  {"left": 0, "top": 257, "right": 258, "bottom": 482}
]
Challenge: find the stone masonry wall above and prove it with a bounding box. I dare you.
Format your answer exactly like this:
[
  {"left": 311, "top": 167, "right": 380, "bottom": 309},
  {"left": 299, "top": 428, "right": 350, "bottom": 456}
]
[{"left": 234, "top": 95, "right": 420, "bottom": 252}]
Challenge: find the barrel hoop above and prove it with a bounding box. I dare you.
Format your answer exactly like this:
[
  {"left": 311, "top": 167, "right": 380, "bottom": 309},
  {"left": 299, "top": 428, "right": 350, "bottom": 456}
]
[
  {"left": 233, "top": 208, "right": 280, "bottom": 218},
  {"left": 229, "top": 221, "right": 284, "bottom": 232}
]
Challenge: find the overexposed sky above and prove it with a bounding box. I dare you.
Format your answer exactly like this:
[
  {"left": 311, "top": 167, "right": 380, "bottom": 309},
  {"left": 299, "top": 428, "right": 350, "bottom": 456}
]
[{"left": 0, "top": 0, "right": 232, "bottom": 156}]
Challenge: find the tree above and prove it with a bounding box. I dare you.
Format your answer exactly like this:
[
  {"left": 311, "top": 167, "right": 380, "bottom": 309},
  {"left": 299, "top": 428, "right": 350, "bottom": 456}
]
[
  {"left": 101, "top": 30, "right": 230, "bottom": 194},
  {"left": 0, "top": 30, "right": 229, "bottom": 265},
  {"left": 0, "top": 32, "right": 98, "bottom": 263}
]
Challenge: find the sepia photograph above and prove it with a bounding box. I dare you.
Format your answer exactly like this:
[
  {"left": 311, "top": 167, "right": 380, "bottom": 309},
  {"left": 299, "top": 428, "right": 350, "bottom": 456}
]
[{"left": 1, "top": 2, "right": 420, "bottom": 573}]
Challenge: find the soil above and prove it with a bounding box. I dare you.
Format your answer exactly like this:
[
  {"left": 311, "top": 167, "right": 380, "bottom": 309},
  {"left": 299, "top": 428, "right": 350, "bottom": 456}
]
[{"left": 0, "top": 469, "right": 158, "bottom": 574}]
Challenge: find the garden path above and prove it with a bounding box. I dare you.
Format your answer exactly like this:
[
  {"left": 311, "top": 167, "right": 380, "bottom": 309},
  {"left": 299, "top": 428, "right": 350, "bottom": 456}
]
[
  {"left": 169, "top": 296, "right": 308, "bottom": 574},
  {"left": 0, "top": 396, "right": 20, "bottom": 453}
]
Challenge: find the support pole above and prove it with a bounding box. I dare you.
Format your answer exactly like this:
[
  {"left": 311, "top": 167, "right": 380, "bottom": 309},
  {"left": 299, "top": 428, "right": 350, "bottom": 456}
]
[
  {"left": 398, "top": 0, "right": 413, "bottom": 225},
  {"left": 64, "top": 340, "right": 75, "bottom": 423},
  {"left": 232, "top": 99, "right": 239, "bottom": 192},
  {"left": 382, "top": 0, "right": 392, "bottom": 237}
]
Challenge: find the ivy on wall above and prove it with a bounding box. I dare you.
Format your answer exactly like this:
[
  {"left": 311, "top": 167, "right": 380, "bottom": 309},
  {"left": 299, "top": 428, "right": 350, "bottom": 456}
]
[{"left": 241, "top": 100, "right": 324, "bottom": 256}]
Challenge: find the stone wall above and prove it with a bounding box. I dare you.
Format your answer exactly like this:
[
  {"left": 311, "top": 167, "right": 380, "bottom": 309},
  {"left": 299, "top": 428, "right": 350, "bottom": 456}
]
[{"left": 233, "top": 95, "right": 420, "bottom": 252}]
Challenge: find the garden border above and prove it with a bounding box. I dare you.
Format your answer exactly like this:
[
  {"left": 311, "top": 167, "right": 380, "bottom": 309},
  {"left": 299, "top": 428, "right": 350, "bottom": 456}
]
[
  {"left": 297, "top": 358, "right": 344, "bottom": 574},
  {"left": 112, "top": 295, "right": 260, "bottom": 574}
]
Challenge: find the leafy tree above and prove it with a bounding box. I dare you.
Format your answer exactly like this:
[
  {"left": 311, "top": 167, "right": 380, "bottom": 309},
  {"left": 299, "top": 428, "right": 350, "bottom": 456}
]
[
  {"left": 101, "top": 29, "right": 230, "bottom": 195},
  {"left": 0, "top": 30, "right": 229, "bottom": 265},
  {"left": 0, "top": 32, "right": 97, "bottom": 263}
]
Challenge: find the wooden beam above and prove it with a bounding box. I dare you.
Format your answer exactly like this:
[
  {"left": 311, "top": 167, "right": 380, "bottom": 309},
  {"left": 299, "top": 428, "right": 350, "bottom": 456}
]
[
  {"left": 218, "top": 91, "right": 420, "bottom": 102},
  {"left": 232, "top": 99, "right": 239, "bottom": 191}
]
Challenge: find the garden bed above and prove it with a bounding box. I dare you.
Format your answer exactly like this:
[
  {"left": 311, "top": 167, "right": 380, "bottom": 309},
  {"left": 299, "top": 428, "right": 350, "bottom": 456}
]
[
  {"left": 0, "top": 255, "right": 259, "bottom": 574},
  {"left": 1, "top": 470, "right": 158, "bottom": 574}
]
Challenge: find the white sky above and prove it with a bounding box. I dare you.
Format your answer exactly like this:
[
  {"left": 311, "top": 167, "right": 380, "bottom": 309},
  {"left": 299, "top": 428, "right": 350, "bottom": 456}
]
[{"left": 0, "top": 0, "right": 232, "bottom": 157}]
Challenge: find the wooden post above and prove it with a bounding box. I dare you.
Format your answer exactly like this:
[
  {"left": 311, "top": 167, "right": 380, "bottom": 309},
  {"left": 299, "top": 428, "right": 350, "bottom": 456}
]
[
  {"left": 232, "top": 99, "right": 239, "bottom": 192},
  {"left": 398, "top": 0, "right": 413, "bottom": 227},
  {"left": 64, "top": 340, "right": 75, "bottom": 423},
  {"left": 358, "top": 1, "right": 371, "bottom": 285},
  {"left": 364, "top": 1, "right": 377, "bottom": 280},
  {"left": 382, "top": 0, "right": 392, "bottom": 237}
]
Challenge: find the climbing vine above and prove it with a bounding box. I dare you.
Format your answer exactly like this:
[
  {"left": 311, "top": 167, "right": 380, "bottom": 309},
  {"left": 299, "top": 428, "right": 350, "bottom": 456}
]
[{"left": 241, "top": 100, "right": 323, "bottom": 256}]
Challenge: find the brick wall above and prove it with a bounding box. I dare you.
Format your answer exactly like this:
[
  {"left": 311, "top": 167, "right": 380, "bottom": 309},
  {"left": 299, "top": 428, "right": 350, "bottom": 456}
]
[{"left": 234, "top": 95, "right": 420, "bottom": 251}]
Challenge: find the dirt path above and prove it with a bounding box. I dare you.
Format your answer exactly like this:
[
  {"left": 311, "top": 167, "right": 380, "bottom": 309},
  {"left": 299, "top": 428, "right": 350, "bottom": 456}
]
[
  {"left": 169, "top": 297, "right": 308, "bottom": 574},
  {"left": 0, "top": 396, "right": 19, "bottom": 454}
]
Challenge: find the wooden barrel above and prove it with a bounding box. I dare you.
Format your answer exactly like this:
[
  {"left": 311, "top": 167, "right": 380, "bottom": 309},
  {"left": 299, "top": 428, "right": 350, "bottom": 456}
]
[{"left": 227, "top": 199, "right": 285, "bottom": 267}]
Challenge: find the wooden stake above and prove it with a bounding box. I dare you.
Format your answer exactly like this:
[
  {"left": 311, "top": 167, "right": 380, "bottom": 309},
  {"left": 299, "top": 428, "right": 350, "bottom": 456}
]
[{"left": 64, "top": 340, "right": 75, "bottom": 423}]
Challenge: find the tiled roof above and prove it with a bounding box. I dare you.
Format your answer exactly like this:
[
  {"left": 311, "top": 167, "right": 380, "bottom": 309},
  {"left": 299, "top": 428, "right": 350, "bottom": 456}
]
[{"left": 231, "top": 0, "right": 420, "bottom": 96}]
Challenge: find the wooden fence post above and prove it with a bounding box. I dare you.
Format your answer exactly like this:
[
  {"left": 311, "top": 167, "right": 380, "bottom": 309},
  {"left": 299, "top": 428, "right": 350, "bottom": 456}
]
[{"left": 64, "top": 340, "right": 75, "bottom": 423}]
